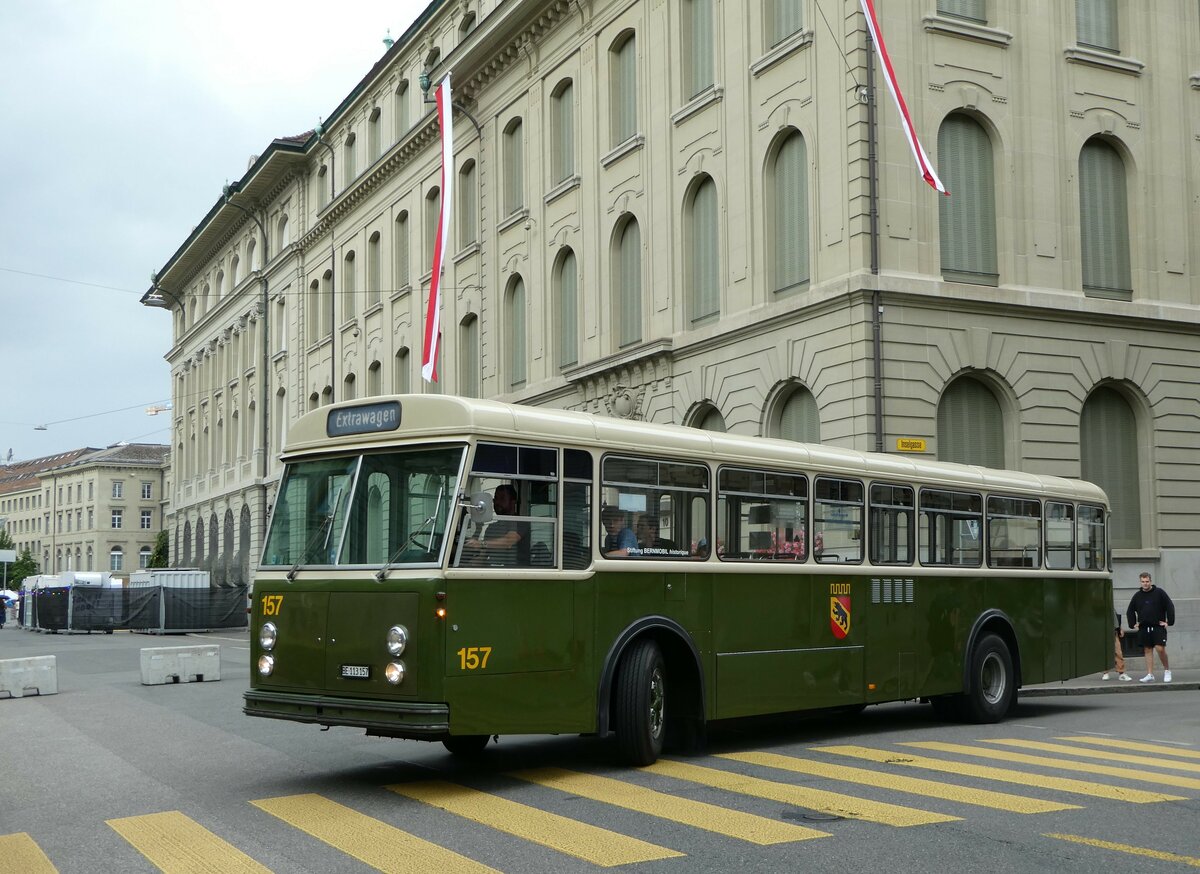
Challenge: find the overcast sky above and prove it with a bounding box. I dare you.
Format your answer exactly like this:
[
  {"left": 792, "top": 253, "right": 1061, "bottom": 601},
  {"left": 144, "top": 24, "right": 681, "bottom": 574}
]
[{"left": 0, "top": 0, "right": 421, "bottom": 466}]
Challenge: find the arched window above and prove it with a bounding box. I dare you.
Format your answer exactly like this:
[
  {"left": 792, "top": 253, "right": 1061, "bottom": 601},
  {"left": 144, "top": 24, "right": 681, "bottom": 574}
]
[
  {"left": 555, "top": 248, "right": 578, "bottom": 369},
  {"left": 770, "top": 129, "right": 809, "bottom": 292},
  {"left": 395, "top": 210, "right": 410, "bottom": 289},
  {"left": 694, "top": 406, "right": 726, "bottom": 432},
  {"left": 367, "top": 232, "right": 382, "bottom": 306},
  {"left": 459, "top": 314, "right": 479, "bottom": 397},
  {"left": 504, "top": 119, "right": 524, "bottom": 215},
  {"left": 610, "top": 32, "right": 637, "bottom": 147},
  {"left": 316, "top": 165, "right": 329, "bottom": 209},
  {"left": 368, "top": 106, "right": 382, "bottom": 162},
  {"left": 308, "top": 391, "right": 320, "bottom": 412},
  {"left": 551, "top": 80, "right": 575, "bottom": 184},
  {"left": 274, "top": 387, "right": 286, "bottom": 458},
  {"left": 307, "top": 279, "right": 321, "bottom": 345},
  {"left": 343, "top": 131, "right": 357, "bottom": 185},
  {"left": 246, "top": 238, "right": 257, "bottom": 272},
  {"left": 1081, "top": 386, "right": 1141, "bottom": 548},
  {"left": 394, "top": 81, "right": 409, "bottom": 138},
  {"left": 343, "top": 372, "right": 356, "bottom": 401},
  {"left": 458, "top": 12, "right": 477, "bottom": 39},
  {"left": 938, "top": 113, "right": 998, "bottom": 285},
  {"left": 684, "top": 0, "right": 714, "bottom": 98},
  {"left": 230, "top": 254, "right": 240, "bottom": 288},
  {"left": 767, "top": 0, "right": 804, "bottom": 46},
  {"left": 367, "top": 361, "right": 382, "bottom": 396},
  {"left": 425, "top": 188, "right": 440, "bottom": 258},
  {"left": 687, "top": 175, "right": 720, "bottom": 322},
  {"left": 139, "top": 546, "right": 152, "bottom": 569},
  {"left": 775, "top": 385, "right": 820, "bottom": 443},
  {"left": 342, "top": 250, "right": 356, "bottom": 321},
  {"left": 238, "top": 505, "right": 252, "bottom": 586},
  {"left": 394, "top": 347, "right": 410, "bottom": 393},
  {"left": 459, "top": 160, "right": 477, "bottom": 246},
  {"left": 506, "top": 277, "right": 527, "bottom": 389},
  {"left": 214, "top": 270, "right": 225, "bottom": 300},
  {"left": 937, "top": 376, "right": 1004, "bottom": 468},
  {"left": 277, "top": 213, "right": 290, "bottom": 251},
  {"left": 1079, "top": 137, "right": 1132, "bottom": 296},
  {"left": 110, "top": 546, "right": 123, "bottom": 572},
  {"left": 614, "top": 217, "right": 642, "bottom": 348}
]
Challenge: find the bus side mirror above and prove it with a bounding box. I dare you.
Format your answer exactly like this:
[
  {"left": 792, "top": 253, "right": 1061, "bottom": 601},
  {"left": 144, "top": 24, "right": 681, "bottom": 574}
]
[{"left": 461, "top": 492, "right": 494, "bottom": 526}]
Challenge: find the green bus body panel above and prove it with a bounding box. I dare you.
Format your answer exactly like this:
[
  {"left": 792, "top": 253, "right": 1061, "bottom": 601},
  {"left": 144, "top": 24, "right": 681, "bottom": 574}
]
[{"left": 247, "top": 569, "right": 1111, "bottom": 739}]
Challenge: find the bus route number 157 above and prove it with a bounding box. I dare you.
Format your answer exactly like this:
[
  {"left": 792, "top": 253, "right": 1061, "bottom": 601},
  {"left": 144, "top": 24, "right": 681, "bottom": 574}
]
[
  {"left": 261, "top": 594, "right": 283, "bottom": 616},
  {"left": 457, "top": 647, "right": 492, "bottom": 670}
]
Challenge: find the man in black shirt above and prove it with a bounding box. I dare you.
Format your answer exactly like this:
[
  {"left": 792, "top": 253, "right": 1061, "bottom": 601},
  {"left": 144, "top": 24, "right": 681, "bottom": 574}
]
[{"left": 1127, "top": 571, "right": 1175, "bottom": 683}]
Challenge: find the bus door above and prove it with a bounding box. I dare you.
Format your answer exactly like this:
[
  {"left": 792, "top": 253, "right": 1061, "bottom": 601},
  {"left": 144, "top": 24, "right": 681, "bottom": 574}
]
[{"left": 443, "top": 444, "right": 584, "bottom": 733}]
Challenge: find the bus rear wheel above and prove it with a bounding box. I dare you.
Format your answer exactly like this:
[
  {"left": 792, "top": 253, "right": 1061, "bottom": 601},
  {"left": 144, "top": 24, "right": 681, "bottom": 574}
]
[
  {"left": 442, "top": 734, "right": 491, "bottom": 757},
  {"left": 614, "top": 639, "right": 666, "bottom": 766},
  {"left": 963, "top": 633, "right": 1015, "bottom": 723}
]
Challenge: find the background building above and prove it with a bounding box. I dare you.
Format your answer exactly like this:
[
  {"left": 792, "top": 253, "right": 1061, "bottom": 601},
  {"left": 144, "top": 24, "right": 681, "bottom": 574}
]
[
  {"left": 142, "top": 0, "right": 1199, "bottom": 661},
  {"left": 0, "top": 449, "right": 96, "bottom": 561}
]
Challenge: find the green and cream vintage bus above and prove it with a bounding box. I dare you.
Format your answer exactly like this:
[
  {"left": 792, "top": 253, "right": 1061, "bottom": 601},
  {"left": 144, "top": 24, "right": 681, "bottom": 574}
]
[{"left": 245, "top": 395, "right": 1111, "bottom": 765}]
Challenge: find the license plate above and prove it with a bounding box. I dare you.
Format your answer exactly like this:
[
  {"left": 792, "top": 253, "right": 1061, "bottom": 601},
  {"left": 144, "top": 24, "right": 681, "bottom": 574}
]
[{"left": 340, "top": 664, "right": 370, "bottom": 679}]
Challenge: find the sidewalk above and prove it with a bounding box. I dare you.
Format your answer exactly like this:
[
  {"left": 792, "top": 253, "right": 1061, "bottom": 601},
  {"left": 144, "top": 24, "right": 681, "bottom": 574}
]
[{"left": 1023, "top": 657, "right": 1200, "bottom": 697}]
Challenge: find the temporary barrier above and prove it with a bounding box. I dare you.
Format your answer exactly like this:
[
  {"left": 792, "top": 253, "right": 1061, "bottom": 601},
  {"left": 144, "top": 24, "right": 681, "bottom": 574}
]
[
  {"left": 139, "top": 645, "right": 221, "bottom": 684},
  {"left": 22, "top": 585, "right": 247, "bottom": 634},
  {"left": 0, "top": 655, "right": 58, "bottom": 698}
]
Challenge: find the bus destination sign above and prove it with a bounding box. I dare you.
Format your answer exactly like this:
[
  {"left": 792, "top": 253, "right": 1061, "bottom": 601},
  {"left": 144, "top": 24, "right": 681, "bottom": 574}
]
[{"left": 327, "top": 401, "right": 402, "bottom": 437}]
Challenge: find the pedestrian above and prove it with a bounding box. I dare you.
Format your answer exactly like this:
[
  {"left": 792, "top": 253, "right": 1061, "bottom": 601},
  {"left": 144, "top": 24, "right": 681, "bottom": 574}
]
[
  {"left": 1126, "top": 571, "right": 1175, "bottom": 683},
  {"left": 1101, "top": 609, "right": 1132, "bottom": 681}
]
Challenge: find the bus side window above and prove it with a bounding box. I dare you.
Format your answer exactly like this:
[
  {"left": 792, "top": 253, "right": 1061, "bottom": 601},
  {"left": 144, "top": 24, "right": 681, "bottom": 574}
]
[{"left": 563, "top": 448, "right": 593, "bottom": 569}]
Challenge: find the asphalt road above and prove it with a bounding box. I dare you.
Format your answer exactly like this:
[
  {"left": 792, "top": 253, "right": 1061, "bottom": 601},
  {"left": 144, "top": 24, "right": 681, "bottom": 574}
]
[{"left": 2, "top": 625, "right": 1198, "bottom": 874}]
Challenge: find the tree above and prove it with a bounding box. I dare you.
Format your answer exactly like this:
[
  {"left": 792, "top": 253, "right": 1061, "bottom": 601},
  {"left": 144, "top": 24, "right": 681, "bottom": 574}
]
[
  {"left": 149, "top": 529, "right": 169, "bottom": 568},
  {"left": 10, "top": 548, "right": 39, "bottom": 589}
]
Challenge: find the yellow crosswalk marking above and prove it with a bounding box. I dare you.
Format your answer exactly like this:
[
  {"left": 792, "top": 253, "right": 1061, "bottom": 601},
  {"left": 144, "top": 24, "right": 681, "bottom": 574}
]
[
  {"left": 252, "top": 794, "right": 497, "bottom": 874},
  {"left": 1046, "top": 833, "right": 1200, "bottom": 868},
  {"left": 819, "top": 745, "right": 1182, "bottom": 803},
  {"left": 1057, "top": 737, "right": 1200, "bottom": 760},
  {"left": 510, "top": 766, "right": 828, "bottom": 845},
  {"left": 904, "top": 741, "right": 1200, "bottom": 792},
  {"left": 0, "top": 833, "right": 58, "bottom": 874},
  {"left": 643, "top": 759, "right": 960, "bottom": 827},
  {"left": 987, "top": 738, "right": 1200, "bottom": 772},
  {"left": 388, "top": 781, "right": 682, "bottom": 867},
  {"left": 723, "top": 750, "right": 1078, "bottom": 814},
  {"left": 107, "top": 811, "right": 271, "bottom": 874}
]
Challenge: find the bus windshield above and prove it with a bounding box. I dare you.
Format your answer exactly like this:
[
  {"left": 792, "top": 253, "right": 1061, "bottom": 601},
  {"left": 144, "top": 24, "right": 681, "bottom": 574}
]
[{"left": 261, "top": 445, "right": 465, "bottom": 568}]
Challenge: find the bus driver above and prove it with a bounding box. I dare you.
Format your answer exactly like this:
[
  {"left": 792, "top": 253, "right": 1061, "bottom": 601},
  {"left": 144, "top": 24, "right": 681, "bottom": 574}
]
[{"left": 464, "top": 484, "right": 529, "bottom": 566}]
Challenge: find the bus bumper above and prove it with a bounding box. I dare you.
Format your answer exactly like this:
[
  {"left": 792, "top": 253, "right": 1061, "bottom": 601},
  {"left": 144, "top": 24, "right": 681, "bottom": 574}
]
[{"left": 243, "top": 689, "right": 450, "bottom": 737}]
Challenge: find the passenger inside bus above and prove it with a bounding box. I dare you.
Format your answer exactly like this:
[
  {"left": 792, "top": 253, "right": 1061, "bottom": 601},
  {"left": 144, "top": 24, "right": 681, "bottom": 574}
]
[
  {"left": 635, "top": 514, "right": 674, "bottom": 553},
  {"left": 463, "top": 484, "right": 530, "bottom": 566},
  {"left": 601, "top": 506, "right": 637, "bottom": 556}
]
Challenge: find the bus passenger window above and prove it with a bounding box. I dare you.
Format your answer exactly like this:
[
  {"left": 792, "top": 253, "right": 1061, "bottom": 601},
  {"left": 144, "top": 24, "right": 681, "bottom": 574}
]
[
  {"left": 919, "top": 489, "right": 982, "bottom": 567},
  {"left": 601, "top": 455, "right": 710, "bottom": 559},
  {"left": 1076, "top": 504, "right": 1106, "bottom": 570},
  {"left": 717, "top": 467, "right": 808, "bottom": 562},
  {"left": 869, "top": 483, "right": 914, "bottom": 565},
  {"left": 1045, "top": 501, "right": 1074, "bottom": 569},
  {"left": 813, "top": 477, "right": 864, "bottom": 564}
]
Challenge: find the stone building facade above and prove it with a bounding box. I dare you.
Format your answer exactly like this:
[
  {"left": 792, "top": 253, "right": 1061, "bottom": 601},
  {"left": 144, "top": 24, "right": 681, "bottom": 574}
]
[{"left": 143, "top": 0, "right": 1200, "bottom": 660}]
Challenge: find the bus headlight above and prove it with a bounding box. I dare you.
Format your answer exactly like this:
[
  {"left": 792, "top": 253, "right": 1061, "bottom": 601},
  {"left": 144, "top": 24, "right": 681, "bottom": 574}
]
[
  {"left": 385, "top": 624, "right": 409, "bottom": 656},
  {"left": 257, "top": 654, "right": 275, "bottom": 676},
  {"left": 259, "top": 622, "right": 277, "bottom": 651},
  {"left": 384, "top": 661, "right": 406, "bottom": 685}
]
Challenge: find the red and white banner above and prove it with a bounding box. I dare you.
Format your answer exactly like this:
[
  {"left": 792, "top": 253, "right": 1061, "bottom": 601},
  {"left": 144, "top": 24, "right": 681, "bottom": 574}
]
[
  {"left": 422, "top": 72, "right": 454, "bottom": 382},
  {"left": 860, "top": 0, "right": 947, "bottom": 195}
]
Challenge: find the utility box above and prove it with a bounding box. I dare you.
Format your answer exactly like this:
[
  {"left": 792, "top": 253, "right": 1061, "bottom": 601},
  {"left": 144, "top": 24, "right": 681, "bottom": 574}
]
[
  {"left": 139, "top": 645, "right": 221, "bottom": 685},
  {"left": 129, "top": 569, "right": 210, "bottom": 589}
]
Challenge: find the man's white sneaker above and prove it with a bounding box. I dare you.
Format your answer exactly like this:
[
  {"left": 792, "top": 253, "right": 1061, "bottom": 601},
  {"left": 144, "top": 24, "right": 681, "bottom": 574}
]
[
  {"left": 1139, "top": 673, "right": 1155, "bottom": 683},
  {"left": 1101, "top": 673, "right": 1112, "bottom": 680},
  {"left": 1163, "top": 671, "right": 1172, "bottom": 683},
  {"left": 1119, "top": 673, "right": 1132, "bottom": 681}
]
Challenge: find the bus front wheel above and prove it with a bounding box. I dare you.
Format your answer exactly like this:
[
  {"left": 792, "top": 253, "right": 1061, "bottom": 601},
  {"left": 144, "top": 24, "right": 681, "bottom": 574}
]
[
  {"left": 442, "top": 734, "right": 491, "bottom": 757},
  {"left": 963, "top": 633, "right": 1015, "bottom": 723},
  {"left": 614, "top": 639, "right": 666, "bottom": 766}
]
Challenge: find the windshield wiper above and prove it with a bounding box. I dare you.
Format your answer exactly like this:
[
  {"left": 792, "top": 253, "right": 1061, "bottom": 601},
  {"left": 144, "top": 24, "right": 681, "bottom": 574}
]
[
  {"left": 375, "top": 485, "right": 445, "bottom": 582},
  {"left": 286, "top": 486, "right": 342, "bottom": 581}
]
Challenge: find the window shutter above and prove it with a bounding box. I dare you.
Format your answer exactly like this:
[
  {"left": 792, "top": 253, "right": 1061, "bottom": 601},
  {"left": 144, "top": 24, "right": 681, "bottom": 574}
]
[
  {"left": 1081, "top": 388, "right": 1140, "bottom": 548},
  {"left": 938, "top": 0, "right": 986, "bottom": 23},
  {"left": 688, "top": 0, "right": 714, "bottom": 97},
  {"left": 559, "top": 250, "right": 578, "bottom": 368},
  {"left": 691, "top": 178, "right": 720, "bottom": 321},
  {"left": 779, "top": 388, "right": 819, "bottom": 443},
  {"left": 508, "top": 279, "right": 527, "bottom": 388},
  {"left": 774, "top": 132, "right": 809, "bottom": 291},
  {"left": 618, "top": 220, "right": 642, "bottom": 346},
  {"left": 555, "top": 83, "right": 574, "bottom": 183},
  {"left": 395, "top": 214, "right": 409, "bottom": 288},
  {"left": 1076, "top": 0, "right": 1118, "bottom": 51},
  {"left": 613, "top": 37, "right": 637, "bottom": 146},
  {"left": 460, "top": 317, "right": 479, "bottom": 398},
  {"left": 939, "top": 115, "right": 997, "bottom": 283},
  {"left": 771, "top": 0, "right": 803, "bottom": 45},
  {"left": 1079, "top": 140, "right": 1132, "bottom": 294},
  {"left": 937, "top": 378, "right": 1003, "bottom": 467}
]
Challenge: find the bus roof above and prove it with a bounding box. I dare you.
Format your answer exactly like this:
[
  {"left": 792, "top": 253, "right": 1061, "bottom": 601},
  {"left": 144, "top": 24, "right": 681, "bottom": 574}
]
[{"left": 281, "top": 394, "right": 1108, "bottom": 505}]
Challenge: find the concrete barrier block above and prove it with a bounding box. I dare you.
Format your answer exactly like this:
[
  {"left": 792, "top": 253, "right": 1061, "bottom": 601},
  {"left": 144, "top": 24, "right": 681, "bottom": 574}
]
[
  {"left": 0, "top": 655, "right": 59, "bottom": 698},
  {"left": 139, "top": 645, "right": 221, "bottom": 685}
]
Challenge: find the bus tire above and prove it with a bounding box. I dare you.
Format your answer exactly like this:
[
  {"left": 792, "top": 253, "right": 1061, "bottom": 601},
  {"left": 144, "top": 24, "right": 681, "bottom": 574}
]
[
  {"left": 963, "top": 633, "right": 1015, "bottom": 723},
  {"left": 614, "top": 639, "right": 666, "bottom": 766},
  {"left": 442, "top": 734, "right": 491, "bottom": 757}
]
